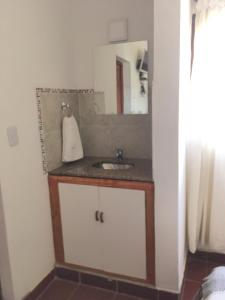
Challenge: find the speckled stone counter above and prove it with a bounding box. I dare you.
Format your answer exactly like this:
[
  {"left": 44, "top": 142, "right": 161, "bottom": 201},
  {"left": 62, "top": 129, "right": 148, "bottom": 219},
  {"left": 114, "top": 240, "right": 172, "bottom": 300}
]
[{"left": 49, "top": 157, "right": 153, "bottom": 183}]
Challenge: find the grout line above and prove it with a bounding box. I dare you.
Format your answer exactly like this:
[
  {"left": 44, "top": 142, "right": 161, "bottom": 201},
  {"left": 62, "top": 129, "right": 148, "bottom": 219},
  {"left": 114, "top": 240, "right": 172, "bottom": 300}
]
[
  {"left": 112, "top": 292, "right": 117, "bottom": 300},
  {"left": 115, "top": 280, "right": 118, "bottom": 293},
  {"left": 78, "top": 271, "right": 81, "bottom": 285},
  {"left": 67, "top": 285, "right": 79, "bottom": 300},
  {"left": 183, "top": 279, "right": 201, "bottom": 283},
  {"left": 67, "top": 285, "right": 77, "bottom": 300},
  {"left": 156, "top": 289, "right": 159, "bottom": 300},
  {"left": 35, "top": 277, "right": 56, "bottom": 300},
  {"left": 66, "top": 277, "right": 81, "bottom": 300}
]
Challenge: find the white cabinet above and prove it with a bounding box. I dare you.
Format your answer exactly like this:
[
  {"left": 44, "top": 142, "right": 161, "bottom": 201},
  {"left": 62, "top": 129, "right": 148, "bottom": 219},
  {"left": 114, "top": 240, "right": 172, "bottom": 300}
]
[
  {"left": 100, "top": 187, "right": 146, "bottom": 279},
  {"left": 58, "top": 183, "right": 101, "bottom": 270},
  {"left": 58, "top": 183, "right": 147, "bottom": 279}
]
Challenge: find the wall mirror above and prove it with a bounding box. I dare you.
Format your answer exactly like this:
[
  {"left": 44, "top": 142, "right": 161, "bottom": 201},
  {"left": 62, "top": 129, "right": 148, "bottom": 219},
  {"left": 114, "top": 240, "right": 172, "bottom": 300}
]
[{"left": 94, "top": 41, "right": 149, "bottom": 115}]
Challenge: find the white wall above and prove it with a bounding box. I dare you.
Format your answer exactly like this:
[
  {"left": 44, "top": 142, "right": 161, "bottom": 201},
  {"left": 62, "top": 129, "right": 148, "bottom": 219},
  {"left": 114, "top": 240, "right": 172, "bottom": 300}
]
[
  {"left": 70, "top": 0, "right": 154, "bottom": 89},
  {"left": 0, "top": 1, "right": 73, "bottom": 299},
  {"left": 0, "top": 0, "right": 190, "bottom": 297},
  {"left": 0, "top": 185, "right": 14, "bottom": 300},
  {"left": 153, "top": 0, "right": 191, "bottom": 293},
  {"left": 94, "top": 45, "right": 117, "bottom": 114},
  {"left": 0, "top": 3, "right": 154, "bottom": 297},
  {"left": 178, "top": 0, "right": 191, "bottom": 287}
]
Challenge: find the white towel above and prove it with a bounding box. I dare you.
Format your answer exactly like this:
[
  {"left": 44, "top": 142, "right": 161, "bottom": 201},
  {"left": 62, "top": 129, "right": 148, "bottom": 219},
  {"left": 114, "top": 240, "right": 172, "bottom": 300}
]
[
  {"left": 62, "top": 115, "right": 83, "bottom": 162},
  {"left": 205, "top": 291, "right": 225, "bottom": 300}
]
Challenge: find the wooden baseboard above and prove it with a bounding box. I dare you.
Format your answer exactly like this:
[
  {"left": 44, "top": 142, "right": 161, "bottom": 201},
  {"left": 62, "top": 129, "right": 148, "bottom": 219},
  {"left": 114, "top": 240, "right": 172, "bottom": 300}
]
[{"left": 23, "top": 270, "right": 55, "bottom": 300}]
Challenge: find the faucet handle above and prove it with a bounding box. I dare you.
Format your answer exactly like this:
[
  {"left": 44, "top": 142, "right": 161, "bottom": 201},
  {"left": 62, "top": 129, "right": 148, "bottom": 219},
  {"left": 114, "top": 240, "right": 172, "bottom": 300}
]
[{"left": 116, "top": 148, "right": 124, "bottom": 161}]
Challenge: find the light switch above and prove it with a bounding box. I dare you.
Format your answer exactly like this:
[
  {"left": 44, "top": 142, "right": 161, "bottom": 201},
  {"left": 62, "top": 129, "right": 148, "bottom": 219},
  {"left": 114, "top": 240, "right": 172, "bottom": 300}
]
[{"left": 7, "top": 126, "right": 19, "bottom": 147}]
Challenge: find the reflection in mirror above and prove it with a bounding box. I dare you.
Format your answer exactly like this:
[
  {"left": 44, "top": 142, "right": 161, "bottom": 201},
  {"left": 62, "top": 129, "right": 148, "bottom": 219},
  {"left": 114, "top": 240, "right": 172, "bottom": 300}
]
[{"left": 94, "top": 41, "right": 149, "bottom": 115}]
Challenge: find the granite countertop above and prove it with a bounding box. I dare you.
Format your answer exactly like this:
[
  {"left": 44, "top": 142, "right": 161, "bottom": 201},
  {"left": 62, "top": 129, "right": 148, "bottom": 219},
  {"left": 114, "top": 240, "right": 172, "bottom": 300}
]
[{"left": 49, "top": 157, "right": 153, "bottom": 183}]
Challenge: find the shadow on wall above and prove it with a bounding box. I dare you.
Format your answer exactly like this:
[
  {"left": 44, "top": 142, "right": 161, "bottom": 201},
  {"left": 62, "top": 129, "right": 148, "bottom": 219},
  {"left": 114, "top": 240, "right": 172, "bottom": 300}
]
[{"left": 0, "top": 183, "right": 14, "bottom": 300}]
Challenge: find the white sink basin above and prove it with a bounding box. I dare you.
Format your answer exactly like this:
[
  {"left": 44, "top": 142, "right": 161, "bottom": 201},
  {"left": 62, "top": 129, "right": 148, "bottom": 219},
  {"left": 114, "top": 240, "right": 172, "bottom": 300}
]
[{"left": 92, "top": 161, "right": 134, "bottom": 170}]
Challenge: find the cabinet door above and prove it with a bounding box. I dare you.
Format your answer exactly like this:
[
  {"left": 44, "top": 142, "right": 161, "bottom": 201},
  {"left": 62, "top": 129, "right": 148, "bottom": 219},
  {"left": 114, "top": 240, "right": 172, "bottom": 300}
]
[
  {"left": 99, "top": 187, "right": 147, "bottom": 279},
  {"left": 58, "top": 183, "right": 101, "bottom": 269}
]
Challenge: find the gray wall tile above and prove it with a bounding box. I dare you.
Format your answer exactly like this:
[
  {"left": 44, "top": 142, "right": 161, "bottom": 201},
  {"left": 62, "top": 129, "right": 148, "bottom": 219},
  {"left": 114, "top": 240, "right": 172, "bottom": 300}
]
[
  {"left": 40, "top": 92, "right": 79, "bottom": 133},
  {"left": 79, "top": 94, "right": 152, "bottom": 159},
  {"left": 78, "top": 93, "right": 109, "bottom": 126},
  {"left": 110, "top": 125, "right": 151, "bottom": 159},
  {"left": 80, "top": 125, "right": 113, "bottom": 157},
  {"left": 38, "top": 90, "right": 80, "bottom": 172},
  {"left": 37, "top": 89, "right": 152, "bottom": 172},
  {"left": 45, "top": 129, "right": 62, "bottom": 171}
]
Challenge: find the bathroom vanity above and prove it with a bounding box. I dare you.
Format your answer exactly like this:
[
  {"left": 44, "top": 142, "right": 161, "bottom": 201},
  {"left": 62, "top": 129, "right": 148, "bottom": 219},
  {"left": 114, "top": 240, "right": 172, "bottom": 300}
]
[{"left": 48, "top": 157, "right": 155, "bottom": 285}]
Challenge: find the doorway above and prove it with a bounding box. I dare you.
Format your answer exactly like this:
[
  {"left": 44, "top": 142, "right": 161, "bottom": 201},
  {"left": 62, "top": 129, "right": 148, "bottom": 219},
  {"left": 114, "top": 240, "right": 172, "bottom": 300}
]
[{"left": 116, "top": 60, "right": 124, "bottom": 114}]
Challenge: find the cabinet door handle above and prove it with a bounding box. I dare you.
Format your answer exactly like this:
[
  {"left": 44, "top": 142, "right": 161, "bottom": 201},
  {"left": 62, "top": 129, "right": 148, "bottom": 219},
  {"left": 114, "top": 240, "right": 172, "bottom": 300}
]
[
  {"left": 100, "top": 212, "right": 104, "bottom": 223},
  {"left": 95, "top": 210, "right": 100, "bottom": 222}
]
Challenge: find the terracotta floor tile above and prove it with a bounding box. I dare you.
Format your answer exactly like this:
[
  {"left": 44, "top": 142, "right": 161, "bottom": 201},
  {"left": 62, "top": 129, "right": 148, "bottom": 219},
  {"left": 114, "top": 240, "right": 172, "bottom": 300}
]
[
  {"left": 118, "top": 281, "right": 157, "bottom": 299},
  {"left": 188, "top": 251, "right": 208, "bottom": 263},
  {"left": 181, "top": 280, "right": 201, "bottom": 300},
  {"left": 36, "top": 251, "right": 225, "bottom": 300},
  {"left": 114, "top": 294, "right": 141, "bottom": 300},
  {"left": 158, "top": 290, "right": 179, "bottom": 300},
  {"left": 207, "top": 261, "right": 225, "bottom": 274},
  {"left": 208, "top": 253, "right": 225, "bottom": 264},
  {"left": 38, "top": 279, "right": 77, "bottom": 300},
  {"left": 80, "top": 273, "right": 116, "bottom": 291},
  {"left": 185, "top": 259, "right": 208, "bottom": 282},
  {"left": 70, "top": 285, "right": 115, "bottom": 300}
]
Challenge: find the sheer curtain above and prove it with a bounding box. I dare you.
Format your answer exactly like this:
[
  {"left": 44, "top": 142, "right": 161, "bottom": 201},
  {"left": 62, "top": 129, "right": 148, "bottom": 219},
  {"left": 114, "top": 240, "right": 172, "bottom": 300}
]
[{"left": 187, "top": 0, "right": 225, "bottom": 253}]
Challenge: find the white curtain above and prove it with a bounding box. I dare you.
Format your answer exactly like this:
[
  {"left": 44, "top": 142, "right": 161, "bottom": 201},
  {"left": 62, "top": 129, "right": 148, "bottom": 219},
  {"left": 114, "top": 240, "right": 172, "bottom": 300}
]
[{"left": 187, "top": 0, "right": 225, "bottom": 253}]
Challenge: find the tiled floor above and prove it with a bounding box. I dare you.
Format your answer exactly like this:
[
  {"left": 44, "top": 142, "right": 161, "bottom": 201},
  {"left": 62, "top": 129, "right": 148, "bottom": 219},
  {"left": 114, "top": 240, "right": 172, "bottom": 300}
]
[
  {"left": 181, "top": 251, "right": 225, "bottom": 300},
  {"left": 35, "top": 252, "right": 225, "bottom": 300},
  {"left": 37, "top": 280, "right": 146, "bottom": 300}
]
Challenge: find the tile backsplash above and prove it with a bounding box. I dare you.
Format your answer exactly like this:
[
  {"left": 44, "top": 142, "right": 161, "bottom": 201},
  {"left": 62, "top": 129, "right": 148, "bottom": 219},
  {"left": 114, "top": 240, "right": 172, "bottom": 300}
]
[
  {"left": 36, "top": 88, "right": 152, "bottom": 173},
  {"left": 36, "top": 88, "right": 80, "bottom": 172}
]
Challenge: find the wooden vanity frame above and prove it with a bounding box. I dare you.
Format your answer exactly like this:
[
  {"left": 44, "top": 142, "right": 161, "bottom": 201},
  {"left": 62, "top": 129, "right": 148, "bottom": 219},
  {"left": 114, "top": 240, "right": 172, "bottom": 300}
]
[{"left": 48, "top": 175, "right": 155, "bottom": 285}]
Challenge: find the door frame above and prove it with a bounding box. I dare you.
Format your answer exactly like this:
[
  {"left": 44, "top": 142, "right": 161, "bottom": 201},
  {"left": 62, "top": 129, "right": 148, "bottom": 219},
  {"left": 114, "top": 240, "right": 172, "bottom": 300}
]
[
  {"left": 48, "top": 175, "right": 155, "bottom": 285},
  {"left": 116, "top": 59, "right": 124, "bottom": 114}
]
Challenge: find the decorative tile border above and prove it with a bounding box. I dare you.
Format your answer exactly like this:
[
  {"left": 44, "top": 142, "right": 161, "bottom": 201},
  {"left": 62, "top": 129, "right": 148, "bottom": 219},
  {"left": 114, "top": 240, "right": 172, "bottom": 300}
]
[
  {"left": 36, "top": 90, "right": 48, "bottom": 174},
  {"left": 36, "top": 88, "right": 94, "bottom": 174},
  {"left": 36, "top": 88, "right": 94, "bottom": 94}
]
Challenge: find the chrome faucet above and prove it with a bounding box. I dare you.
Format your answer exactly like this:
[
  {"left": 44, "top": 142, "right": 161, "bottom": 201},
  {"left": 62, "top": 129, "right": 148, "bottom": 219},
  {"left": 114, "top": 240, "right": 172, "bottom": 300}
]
[{"left": 116, "top": 148, "right": 124, "bottom": 161}]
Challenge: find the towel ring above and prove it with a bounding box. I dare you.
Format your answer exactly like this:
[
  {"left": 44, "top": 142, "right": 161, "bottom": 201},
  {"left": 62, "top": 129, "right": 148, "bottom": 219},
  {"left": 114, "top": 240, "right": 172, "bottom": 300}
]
[{"left": 61, "top": 102, "right": 72, "bottom": 117}]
